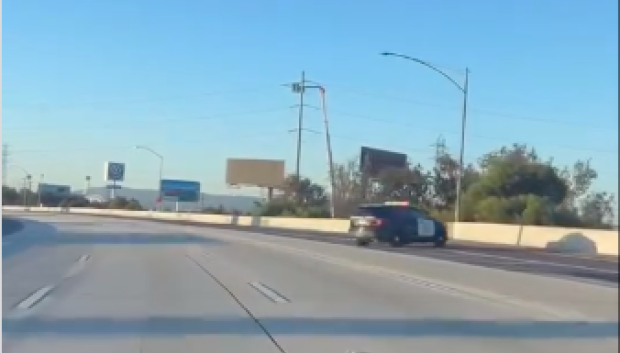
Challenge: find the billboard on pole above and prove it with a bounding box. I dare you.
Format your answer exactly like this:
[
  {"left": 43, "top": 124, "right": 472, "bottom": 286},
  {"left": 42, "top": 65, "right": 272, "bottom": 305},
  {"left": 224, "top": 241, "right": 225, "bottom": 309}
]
[
  {"left": 225, "top": 158, "right": 286, "bottom": 188},
  {"left": 160, "top": 179, "right": 201, "bottom": 202},
  {"left": 37, "top": 183, "right": 72, "bottom": 198},
  {"left": 104, "top": 162, "right": 126, "bottom": 182},
  {"left": 359, "top": 146, "right": 407, "bottom": 178}
]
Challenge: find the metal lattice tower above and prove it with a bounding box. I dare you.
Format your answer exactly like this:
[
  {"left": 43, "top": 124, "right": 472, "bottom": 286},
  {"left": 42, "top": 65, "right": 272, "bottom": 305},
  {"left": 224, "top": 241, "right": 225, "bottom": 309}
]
[{"left": 431, "top": 135, "right": 447, "bottom": 164}]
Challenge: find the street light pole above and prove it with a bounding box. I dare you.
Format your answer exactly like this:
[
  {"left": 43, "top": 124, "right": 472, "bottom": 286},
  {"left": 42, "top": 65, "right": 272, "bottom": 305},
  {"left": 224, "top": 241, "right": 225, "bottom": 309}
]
[
  {"left": 135, "top": 145, "right": 164, "bottom": 210},
  {"left": 381, "top": 52, "right": 469, "bottom": 222},
  {"left": 23, "top": 174, "right": 32, "bottom": 207},
  {"left": 455, "top": 69, "right": 469, "bottom": 223},
  {"left": 37, "top": 174, "right": 44, "bottom": 206},
  {"left": 10, "top": 165, "right": 31, "bottom": 207}
]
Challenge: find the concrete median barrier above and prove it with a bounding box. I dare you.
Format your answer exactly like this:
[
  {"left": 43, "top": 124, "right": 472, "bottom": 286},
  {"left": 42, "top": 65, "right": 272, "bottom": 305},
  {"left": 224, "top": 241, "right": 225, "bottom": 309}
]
[{"left": 3, "top": 206, "right": 618, "bottom": 256}]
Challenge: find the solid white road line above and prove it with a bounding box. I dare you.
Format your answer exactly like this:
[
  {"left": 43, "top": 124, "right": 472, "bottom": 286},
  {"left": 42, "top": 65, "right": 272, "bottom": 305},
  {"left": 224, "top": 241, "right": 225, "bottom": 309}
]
[
  {"left": 446, "top": 249, "right": 619, "bottom": 274},
  {"left": 249, "top": 281, "right": 290, "bottom": 303}
]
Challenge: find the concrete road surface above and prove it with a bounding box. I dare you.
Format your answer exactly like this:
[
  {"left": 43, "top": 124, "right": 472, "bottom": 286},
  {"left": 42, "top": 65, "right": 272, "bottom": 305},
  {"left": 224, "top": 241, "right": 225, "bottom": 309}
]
[{"left": 3, "top": 214, "right": 618, "bottom": 353}]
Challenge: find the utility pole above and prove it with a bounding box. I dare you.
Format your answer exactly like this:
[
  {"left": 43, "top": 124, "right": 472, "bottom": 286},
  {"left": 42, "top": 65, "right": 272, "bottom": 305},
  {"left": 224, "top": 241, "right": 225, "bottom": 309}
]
[
  {"left": 289, "top": 71, "right": 306, "bottom": 204},
  {"left": 294, "top": 71, "right": 306, "bottom": 182}
]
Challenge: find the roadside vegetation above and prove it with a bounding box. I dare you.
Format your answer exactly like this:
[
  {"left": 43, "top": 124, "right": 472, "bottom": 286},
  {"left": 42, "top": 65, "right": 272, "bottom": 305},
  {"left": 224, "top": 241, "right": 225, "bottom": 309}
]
[{"left": 3, "top": 143, "right": 614, "bottom": 229}]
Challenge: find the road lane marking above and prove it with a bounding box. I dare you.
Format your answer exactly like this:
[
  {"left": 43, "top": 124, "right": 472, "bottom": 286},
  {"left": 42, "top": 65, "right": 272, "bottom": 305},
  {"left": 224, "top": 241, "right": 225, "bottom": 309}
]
[
  {"left": 187, "top": 255, "right": 288, "bottom": 353},
  {"left": 62, "top": 254, "right": 91, "bottom": 279},
  {"left": 227, "top": 236, "right": 602, "bottom": 321},
  {"left": 249, "top": 281, "right": 290, "bottom": 303},
  {"left": 15, "top": 285, "right": 55, "bottom": 310},
  {"left": 445, "top": 249, "right": 619, "bottom": 275}
]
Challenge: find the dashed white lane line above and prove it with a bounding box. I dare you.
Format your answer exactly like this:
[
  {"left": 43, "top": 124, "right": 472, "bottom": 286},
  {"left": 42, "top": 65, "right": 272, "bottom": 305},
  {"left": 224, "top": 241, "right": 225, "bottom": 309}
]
[
  {"left": 62, "top": 254, "right": 91, "bottom": 279},
  {"left": 11, "top": 254, "right": 91, "bottom": 314},
  {"left": 15, "top": 285, "right": 55, "bottom": 310},
  {"left": 249, "top": 281, "right": 290, "bottom": 303}
]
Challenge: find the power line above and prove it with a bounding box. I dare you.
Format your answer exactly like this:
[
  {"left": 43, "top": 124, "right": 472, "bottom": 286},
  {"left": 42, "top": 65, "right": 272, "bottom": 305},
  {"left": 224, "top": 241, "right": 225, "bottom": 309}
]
[
  {"left": 2, "top": 84, "right": 285, "bottom": 112},
  {"left": 323, "top": 83, "right": 617, "bottom": 130},
  {"left": 8, "top": 129, "right": 617, "bottom": 178},
  {"left": 5, "top": 100, "right": 615, "bottom": 156},
  {"left": 323, "top": 109, "right": 617, "bottom": 155},
  {"left": 3, "top": 107, "right": 295, "bottom": 132}
]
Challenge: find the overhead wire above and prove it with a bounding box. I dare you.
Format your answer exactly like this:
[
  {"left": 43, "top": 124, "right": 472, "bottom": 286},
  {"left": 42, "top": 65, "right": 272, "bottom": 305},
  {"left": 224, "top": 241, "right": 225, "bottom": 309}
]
[
  {"left": 321, "top": 82, "right": 617, "bottom": 130},
  {"left": 1, "top": 84, "right": 287, "bottom": 112}
]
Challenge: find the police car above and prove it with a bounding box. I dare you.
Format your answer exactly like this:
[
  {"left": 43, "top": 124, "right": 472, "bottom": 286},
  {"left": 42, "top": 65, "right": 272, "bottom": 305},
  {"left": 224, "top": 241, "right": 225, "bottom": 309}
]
[{"left": 348, "top": 201, "right": 448, "bottom": 247}]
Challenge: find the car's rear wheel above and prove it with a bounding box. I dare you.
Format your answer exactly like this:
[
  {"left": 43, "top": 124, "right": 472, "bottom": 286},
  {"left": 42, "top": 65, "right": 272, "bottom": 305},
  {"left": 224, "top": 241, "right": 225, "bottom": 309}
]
[
  {"left": 389, "top": 235, "right": 404, "bottom": 247},
  {"left": 355, "top": 239, "right": 371, "bottom": 247},
  {"left": 433, "top": 237, "right": 447, "bottom": 248}
]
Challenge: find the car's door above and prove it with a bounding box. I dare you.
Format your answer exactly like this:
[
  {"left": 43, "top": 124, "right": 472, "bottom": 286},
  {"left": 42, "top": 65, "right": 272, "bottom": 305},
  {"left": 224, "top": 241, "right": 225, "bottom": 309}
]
[{"left": 390, "top": 208, "right": 416, "bottom": 241}]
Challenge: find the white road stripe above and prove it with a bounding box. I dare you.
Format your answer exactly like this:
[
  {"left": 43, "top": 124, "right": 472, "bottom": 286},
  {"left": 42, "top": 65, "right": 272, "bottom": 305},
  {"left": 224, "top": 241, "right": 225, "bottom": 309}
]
[
  {"left": 63, "top": 254, "right": 91, "bottom": 279},
  {"left": 249, "top": 281, "right": 289, "bottom": 303},
  {"left": 446, "top": 249, "right": 619, "bottom": 275},
  {"left": 16, "top": 285, "right": 55, "bottom": 310}
]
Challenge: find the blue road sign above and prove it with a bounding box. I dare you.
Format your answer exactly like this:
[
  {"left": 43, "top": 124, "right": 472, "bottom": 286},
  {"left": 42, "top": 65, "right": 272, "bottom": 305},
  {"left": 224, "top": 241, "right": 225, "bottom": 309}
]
[{"left": 160, "top": 179, "right": 201, "bottom": 202}]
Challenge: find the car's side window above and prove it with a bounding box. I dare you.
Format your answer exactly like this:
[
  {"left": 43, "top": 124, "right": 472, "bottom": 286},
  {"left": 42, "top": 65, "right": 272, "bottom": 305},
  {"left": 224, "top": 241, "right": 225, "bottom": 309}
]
[
  {"left": 408, "top": 208, "right": 427, "bottom": 219},
  {"left": 390, "top": 208, "right": 412, "bottom": 222}
]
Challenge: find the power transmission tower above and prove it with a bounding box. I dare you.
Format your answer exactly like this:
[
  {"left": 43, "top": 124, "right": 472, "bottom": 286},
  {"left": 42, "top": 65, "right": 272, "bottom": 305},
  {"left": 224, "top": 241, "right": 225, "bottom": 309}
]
[
  {"left": 2, "top": 144, "right": 9, "bottom": 186},
  {"left": 430, "top": 135, "right": 447, "bottom": 166}
]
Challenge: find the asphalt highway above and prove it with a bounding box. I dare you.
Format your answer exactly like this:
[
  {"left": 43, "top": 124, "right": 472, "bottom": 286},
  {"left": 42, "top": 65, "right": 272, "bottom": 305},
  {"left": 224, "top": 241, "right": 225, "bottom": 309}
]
[
  {"left": 2, "top": 214, "right": 618, "bottom": 353},
  {"left": 69, "top": 213, "right": 618, "bottom": 286},
  {"left": 2, "top": 217, "right": 24, "bottom": 238}
]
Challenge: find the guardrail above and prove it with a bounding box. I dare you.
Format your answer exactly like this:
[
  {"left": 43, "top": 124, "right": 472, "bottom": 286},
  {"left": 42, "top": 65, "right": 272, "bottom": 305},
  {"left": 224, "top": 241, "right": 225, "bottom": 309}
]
[{"left": 3, "top": 206, "right": 618, "bottom": 256}]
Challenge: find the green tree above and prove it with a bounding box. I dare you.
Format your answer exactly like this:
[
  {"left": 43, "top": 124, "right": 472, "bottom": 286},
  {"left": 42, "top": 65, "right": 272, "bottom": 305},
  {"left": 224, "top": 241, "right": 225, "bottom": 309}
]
[
  {"left": 374, "top": 164, "right": 431, "bottom": 207},
  {"left": 280, "top": 175, "right": 328, "bottom": 207},
  {"left": 2, "top": 186, "right": 20, "bottom": 205},
  {"left": 255, "top": 174, "right": 330, "bottom": 218},
  {"left": 58, "top": 195, "right": 91, "bottom": 208},
  {"left": 125, "top": 198, "right": 144, "bottom": 211},
  {"left": 429, "top": 151, "right": 480, "bottom": 212},
  {"left": 331, "top": 158, "right": 364, "bottom": 217},
  {"left": 579, "top": 192, "right": 615, "bottom": 228},
  {"left": 107, "top": 196, "right": 130, "bottom": 209},
  {"left": 462, "top": 144, "right": 569, "bottom": 225}
]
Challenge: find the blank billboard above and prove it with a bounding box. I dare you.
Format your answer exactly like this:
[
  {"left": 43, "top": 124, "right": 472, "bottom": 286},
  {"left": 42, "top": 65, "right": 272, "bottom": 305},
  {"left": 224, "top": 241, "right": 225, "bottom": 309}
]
[
  {"left": 226, "top": 158, "right": 286, "bottom": 188},
  {"left": 359, "top": 146, "right": 408, "bottom": 178}
]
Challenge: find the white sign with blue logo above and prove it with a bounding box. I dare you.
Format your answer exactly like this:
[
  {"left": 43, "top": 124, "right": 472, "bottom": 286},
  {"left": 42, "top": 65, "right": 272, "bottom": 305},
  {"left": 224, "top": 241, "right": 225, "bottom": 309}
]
[{"left": 104, "top": 162, "right": 126, "bottom": 182}]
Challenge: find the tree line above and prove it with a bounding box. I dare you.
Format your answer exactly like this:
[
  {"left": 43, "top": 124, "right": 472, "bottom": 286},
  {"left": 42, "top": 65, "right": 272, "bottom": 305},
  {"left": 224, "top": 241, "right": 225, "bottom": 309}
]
[
  {"left": 255, "top": 143, "right": 616, "bottom": 229},
  {"left": 3, "top": 142, "right": 615, "bottom": 229},
  {"left": 2, "top": 186, "right": 144, "bottom": 211}
]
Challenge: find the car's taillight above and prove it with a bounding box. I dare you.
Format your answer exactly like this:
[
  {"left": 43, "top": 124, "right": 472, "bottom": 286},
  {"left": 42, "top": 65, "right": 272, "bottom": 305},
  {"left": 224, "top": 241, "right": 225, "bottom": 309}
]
[{"left": 369, "top": 218, "right": 383, "bottom": 227}]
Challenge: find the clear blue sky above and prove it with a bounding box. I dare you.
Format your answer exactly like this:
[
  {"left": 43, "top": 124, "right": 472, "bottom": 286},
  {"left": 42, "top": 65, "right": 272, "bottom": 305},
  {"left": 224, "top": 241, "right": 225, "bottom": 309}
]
[{"left": 4, "top": 0, "right": 618, "bottom": 200}]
